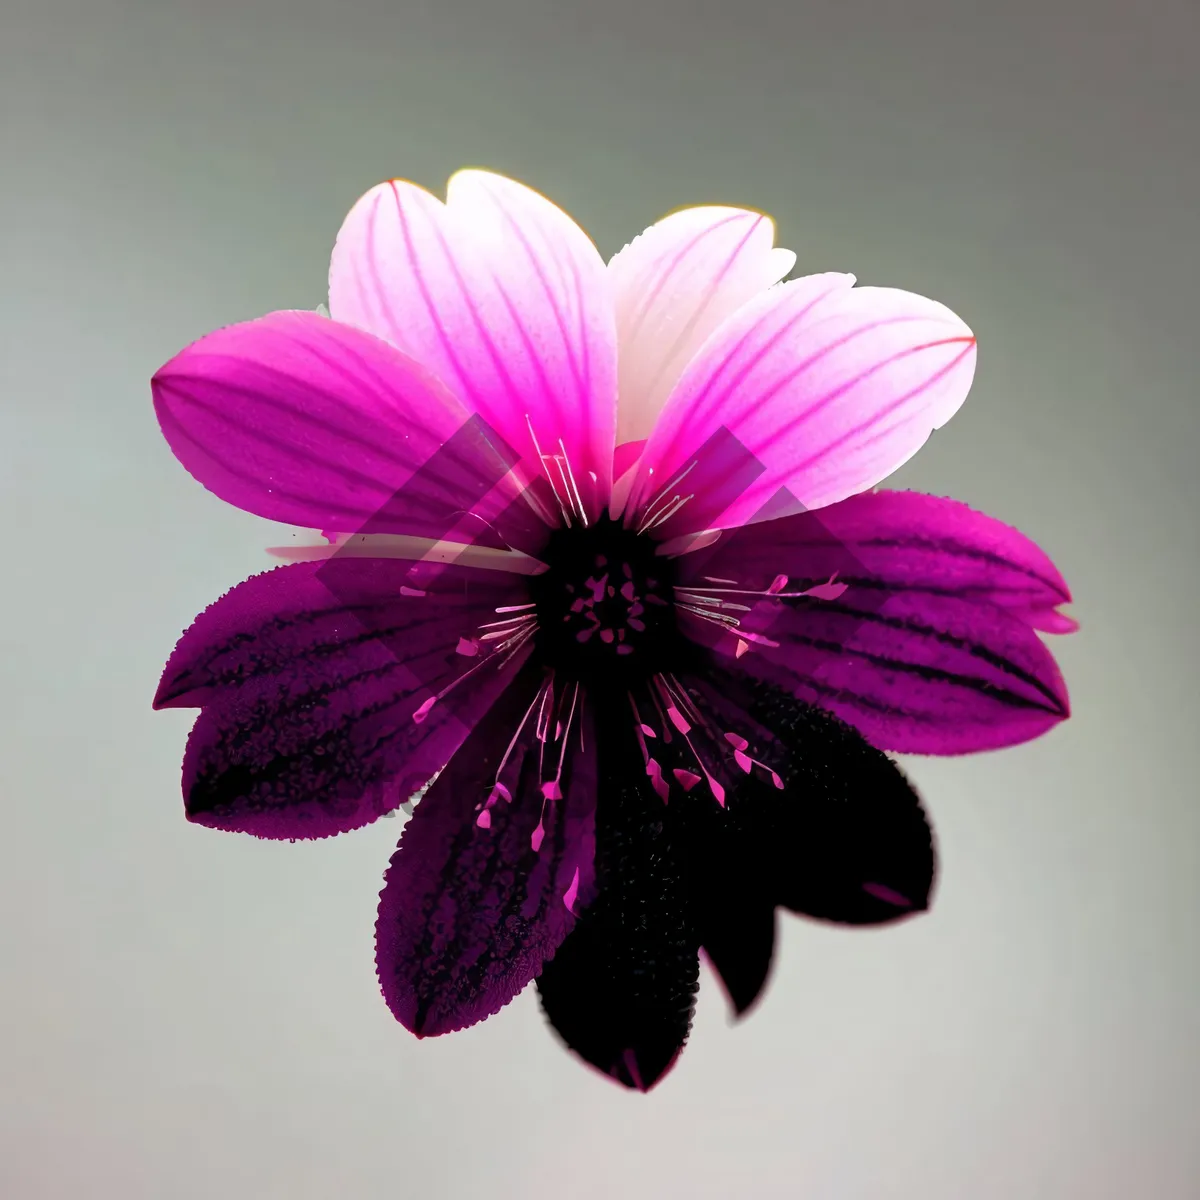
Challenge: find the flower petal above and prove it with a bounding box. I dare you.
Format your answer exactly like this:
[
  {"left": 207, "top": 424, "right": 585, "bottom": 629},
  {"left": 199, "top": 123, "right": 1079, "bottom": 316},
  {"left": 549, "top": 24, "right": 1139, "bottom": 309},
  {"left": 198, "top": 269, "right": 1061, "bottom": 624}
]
[
  {"left": 680, "top": 489, "right": 1074, "bottom": 628},
  {"left": 695, "top": 887, "right": 776, "bottom": 1018},
  {"left": 677, "top": 509, "right": 1070, "bottom": 754},
  {"left": 151, "top": 310, "right": 526, "bottom": 537},
  {"left": 536, "top": 716, "right": 699, "bottom": 1091},
  {"left": 808, "top": 489, "right": 1074, "bottom": 625},
  {"left": 687, "top": 670, "right": 936, "bottom": 925},
  {"left": 376, "top": 666, "right": 597, "bottom": 1037},
  {"left": 628, "top": 277, "right": 977, "bottom": 533},
  {"left": 155, "top": 557, "right": 531, "bottom": 839},
  {"left": 329, "top": 171, "right": 618, "bottom": 521},
  {"left": 609, "top": 206, "right": 794, "bottom": 446}
]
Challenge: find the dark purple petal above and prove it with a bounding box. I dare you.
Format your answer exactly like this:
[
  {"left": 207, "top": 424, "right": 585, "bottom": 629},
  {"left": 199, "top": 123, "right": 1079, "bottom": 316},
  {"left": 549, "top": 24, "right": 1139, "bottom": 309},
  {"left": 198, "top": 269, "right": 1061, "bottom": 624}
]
[
  {"left": 696, "top": 891, "right": 776, "bottom": 1018},
  {"left": 745, "top": 591, "right": 1068, "bottom": 754},
  {"left": 156, "top": 558, "right": 530, "bottom": 839},
  {"left": 682, "top": 670, "right": 936, "bottom": 927},
  {"left": 677, "top": 488, "right": 1073, "bottom": 626},
  {"left": 376, "top": 665, "right": 597, "bottom": 1037},
  {"left": 536, "top": 713, "right": 699, "bottom": 1091},
  {"left": 152, "top": 310, "right": 541, "bottom": 543},
  {"left": 676, "top": 496, "right": 1071, "bottom": 754}
]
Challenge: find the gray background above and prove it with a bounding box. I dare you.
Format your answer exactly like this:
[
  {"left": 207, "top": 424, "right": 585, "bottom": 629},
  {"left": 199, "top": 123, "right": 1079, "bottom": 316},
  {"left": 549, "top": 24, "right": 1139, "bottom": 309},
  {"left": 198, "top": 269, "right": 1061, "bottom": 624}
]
[{"left": 2, "top": 1, "right": 1197, "bottom": 1196}]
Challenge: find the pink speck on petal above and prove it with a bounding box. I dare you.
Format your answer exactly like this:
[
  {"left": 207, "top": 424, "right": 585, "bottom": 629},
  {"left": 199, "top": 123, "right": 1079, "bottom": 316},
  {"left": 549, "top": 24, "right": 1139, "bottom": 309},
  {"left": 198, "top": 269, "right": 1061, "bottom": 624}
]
[
  {"left": 733, "top": 749, "right": 752, "bottom": 773},
  {"left": 600, "top": 628, "right": 615, "bottom": 643},
  {"left": 531, "top": 823, "right": 545, "bottom": 851},
  {"left": 628, "top": 618, "right": 645, "bottom": 632},
  {"left": 621, "top": 581, "right": 636, "bottom": 600},
  {"left": 673, "top": 769, "right": 702, "bottom": 792},
  {"left": 542, "top": 780, "right": 563, "bottom": 801},
  {"left": 804, "top": 574, "right": 849, "bottom": 601},
  {"left": 862, "top": 882, "right": 913, "bottom": 908},
  {"left": 621, "top": 1049, "right": 645, "bottom": 1091},
  {"left": 767, "top": 574, "right": 789, "bottom": 594},
  {"left": 616, "top": 644, "right": 633, "bottom": 655},
  {"left": 400, "top": 585, "right": 426, "bottom": 597},
  {"left": 735, "top": 638, "right": 750, "bottom": 658},
  {"left": 724, "top": 732, "right": 749, "bottom": 750},
  {"left": 640, "top": 723, "right": 657, "bottom": 738},
  {"left": 488, "top": 783, "right": 513, "bottom": 805},
  {"left": 563, "top": 866, "right": 581, "bottom": 913},
  {"left": 412, "top": 697, "right": 437, "bottom": 724},
  {"left": 743, "top": 631, "right": 780, "bottom": 648},
  {"left": 667, "top": 706, "right": 691, "bottom": 734},
  {"left": 708, "top": 776, "right": 726, "bottom": 807},
  {"left": 647, "top": 760, "right": 670, "bottom": 802},
  {"left": 456, "top": 636, "right": 480, "bottom": 657},
  {"left": 770, "top": 771, "right": 784, "bottom": 790},
  {"left": 476, "top": 809, "right": 492, "bottom": 829}
]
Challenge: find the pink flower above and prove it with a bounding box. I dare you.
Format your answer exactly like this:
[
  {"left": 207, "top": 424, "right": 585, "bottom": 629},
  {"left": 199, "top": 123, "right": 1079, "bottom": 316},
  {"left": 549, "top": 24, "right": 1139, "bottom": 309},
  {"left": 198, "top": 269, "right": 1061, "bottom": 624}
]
[{"left": 152, "top": 170, "right": 1073, "bottom": 1091}]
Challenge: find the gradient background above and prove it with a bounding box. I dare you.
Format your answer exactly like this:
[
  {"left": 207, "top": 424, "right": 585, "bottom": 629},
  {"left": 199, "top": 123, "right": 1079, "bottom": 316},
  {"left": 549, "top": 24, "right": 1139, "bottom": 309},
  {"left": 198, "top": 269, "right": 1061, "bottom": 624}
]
[{"left": 3, "top": 1, "right": 1197, "bottom": 1196}]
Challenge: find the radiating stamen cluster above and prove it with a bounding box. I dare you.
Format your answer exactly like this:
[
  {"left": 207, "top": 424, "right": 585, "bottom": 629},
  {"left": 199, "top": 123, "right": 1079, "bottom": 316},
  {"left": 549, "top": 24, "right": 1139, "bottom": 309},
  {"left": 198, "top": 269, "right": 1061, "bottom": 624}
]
[{"left": 529, "top": 516, "right": 685, "bottom": 686}]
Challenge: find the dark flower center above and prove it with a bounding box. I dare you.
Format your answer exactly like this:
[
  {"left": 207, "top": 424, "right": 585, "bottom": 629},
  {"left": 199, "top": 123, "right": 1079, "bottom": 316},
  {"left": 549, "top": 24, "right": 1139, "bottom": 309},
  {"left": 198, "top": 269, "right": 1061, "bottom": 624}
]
[{"left": 529, "top": 516, "right": 685, "bottom": 687}]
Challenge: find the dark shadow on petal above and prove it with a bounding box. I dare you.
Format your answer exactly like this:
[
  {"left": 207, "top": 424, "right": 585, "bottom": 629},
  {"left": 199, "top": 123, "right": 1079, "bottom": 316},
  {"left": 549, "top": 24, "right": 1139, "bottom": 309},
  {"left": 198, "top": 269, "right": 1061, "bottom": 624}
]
[
  {"left": 681, "top": 785, "right": 778, "bottom": 1019},
  {"left": 698, "top": 900, "right": 776, "bottom": 1019},
  {"left": 536, "top": 713, "right": 698, "bottom": 1092},
  {"left": 691, "top": 669, "right": 937, "bottom": 928}
]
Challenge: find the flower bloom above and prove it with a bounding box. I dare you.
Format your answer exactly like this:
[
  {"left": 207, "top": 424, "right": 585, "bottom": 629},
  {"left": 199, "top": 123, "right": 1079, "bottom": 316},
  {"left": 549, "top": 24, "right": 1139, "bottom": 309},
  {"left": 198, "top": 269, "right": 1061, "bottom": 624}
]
[{"left": 152, "top": 170, "right": 1073, "bottom": 1090}]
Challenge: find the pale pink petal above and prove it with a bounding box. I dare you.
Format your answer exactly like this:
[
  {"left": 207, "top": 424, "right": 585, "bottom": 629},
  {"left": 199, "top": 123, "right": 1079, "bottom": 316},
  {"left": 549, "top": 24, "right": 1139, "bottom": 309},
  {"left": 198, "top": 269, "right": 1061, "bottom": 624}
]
[
  {"left": 328, "top": 170, "right": 617, "bottom": 522},
  {"left": 628, "top": 275, "right": 977, "bottom": 534},
  {"left": 609, "top": 206, "right": 795, "bottom": 446}
]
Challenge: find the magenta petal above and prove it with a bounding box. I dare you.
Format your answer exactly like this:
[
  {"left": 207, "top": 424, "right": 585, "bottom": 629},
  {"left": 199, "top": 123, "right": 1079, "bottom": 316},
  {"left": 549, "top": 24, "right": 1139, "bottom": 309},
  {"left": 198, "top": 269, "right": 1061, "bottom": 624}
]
[
  {"left": 152, "top": 309, "right": 495, "bottom": 533},
  {"left": 774, "top": 593, "right": 1068, "bottom": 753},
  {"left": 1013, "top": 607, "right": 1080, "bottom": 635},
  {"left": 678, "top": 498, "right": 1071, "bottom": 754},
  {"left": 375, "top": 666, "right": 597, "bottom": 1037},
  {"left": 807, "top": 490, "right": 1074, "bottom": 625},
  {"left": 156, "top": 558, "right": 530, "bottom": 838}
]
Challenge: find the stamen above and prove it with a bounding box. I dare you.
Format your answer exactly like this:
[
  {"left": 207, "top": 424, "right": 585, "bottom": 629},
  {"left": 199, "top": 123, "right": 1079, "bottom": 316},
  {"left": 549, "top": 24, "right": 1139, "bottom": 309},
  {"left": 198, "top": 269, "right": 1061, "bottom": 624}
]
[
  {"left": 557, "top": 437, "right": 589, "bottom": 528},
  {"left": 637, "top": 459, "right": 698, "bottom": 529},
  {"left": 525, "top": 415, "right": 574, "bottom": 527},
  {"left": 637, "top": 491, "right": 695, "bottom": 535},
  {"left": 629, "top": 692, "right": 670, "bottom": 802},
  {"left": 653, "top": 674, "right": 726, "bottom": 807},
  {"left": 562, "top": 866, "right": 581, "bottom": 913}
]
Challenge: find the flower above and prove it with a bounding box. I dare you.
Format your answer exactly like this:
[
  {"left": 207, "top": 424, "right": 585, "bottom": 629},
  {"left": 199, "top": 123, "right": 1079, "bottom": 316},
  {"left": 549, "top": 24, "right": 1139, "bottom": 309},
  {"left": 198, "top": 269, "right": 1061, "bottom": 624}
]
[{"left": 152, "top": 169, "right": 1073, "bottom": 1091}]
